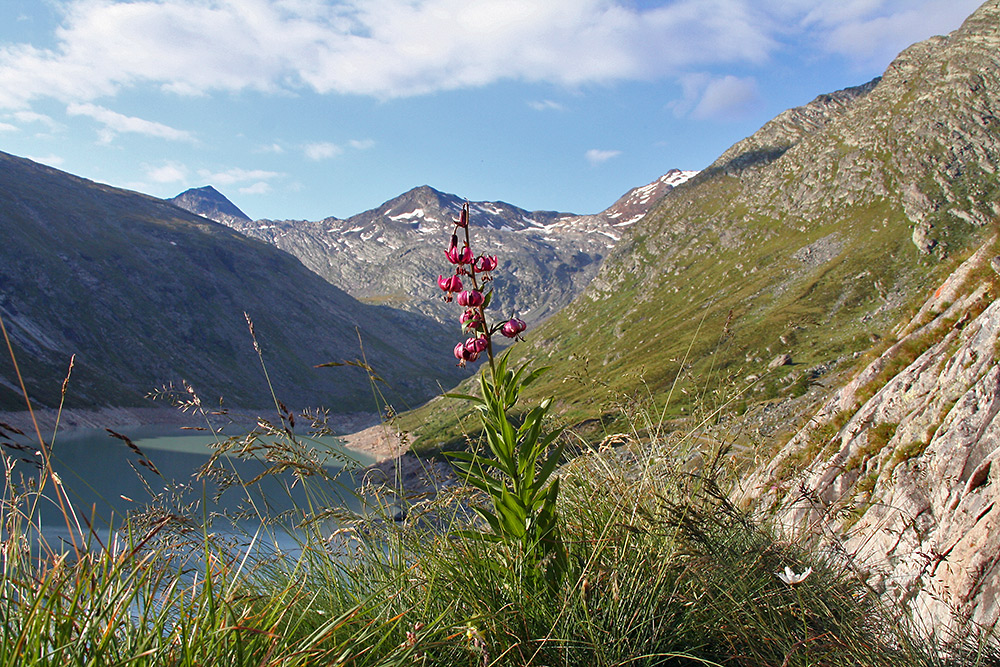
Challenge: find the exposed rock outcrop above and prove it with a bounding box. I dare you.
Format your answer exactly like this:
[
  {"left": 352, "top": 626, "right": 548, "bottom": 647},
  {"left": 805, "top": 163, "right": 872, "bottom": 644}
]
[{"left": 746, "top": 235, "right": 1000, "bottom": 633}]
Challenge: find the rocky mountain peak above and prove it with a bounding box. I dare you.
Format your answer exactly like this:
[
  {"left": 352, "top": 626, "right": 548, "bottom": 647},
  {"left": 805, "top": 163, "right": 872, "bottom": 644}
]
[
  {"left": 202, "top": 170, "right": 690, "bottom": 327},
  {"left": 603, "top": 169, "right": 699, "bottom": 228},
  {"left": 954, "top": 0, "right": 999, "bottom": 39},
  {"left": 169, "top": 185, "right": 251, "bottom": 225},
  {"left": 706, "top": 78, "right": 880, "bottom": 176}
]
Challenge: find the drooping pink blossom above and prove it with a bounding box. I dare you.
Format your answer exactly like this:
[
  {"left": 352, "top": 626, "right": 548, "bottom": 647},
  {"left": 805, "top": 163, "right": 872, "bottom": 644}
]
[
  {"left": 445, "top": 234, "right": 474, "bottom": 265},
  {"left": 437, "top": 274, "right": 462, "bottom": 292},
  {"left": 500, "top": 317, "right": 527, "bottom": 338},
  {"left": 454, "top": 340, "right": 480, "bottom": 365},
  {"left": 465, "top": 336, "right": 488, "bottom": 354},
  {"left": 457, "top": 290, "right": 484, "bottom": 308},
  {"left": 460, "top": 309, "right": 483, "bottom": 330},
  {"left": 474, "top": 255, "right": 498, "bottom": 274}
]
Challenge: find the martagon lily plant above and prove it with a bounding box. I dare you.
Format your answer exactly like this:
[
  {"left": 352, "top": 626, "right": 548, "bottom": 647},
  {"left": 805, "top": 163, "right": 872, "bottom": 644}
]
[{"left": 437, "top": 203, "right": 567, "bottom": 591}]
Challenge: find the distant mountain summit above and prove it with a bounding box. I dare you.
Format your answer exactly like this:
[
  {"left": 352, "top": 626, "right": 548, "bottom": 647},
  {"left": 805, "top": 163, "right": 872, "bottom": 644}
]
[
  {"left": 603, "top": 169, "right": 698, "bottom": 228},
  {"left": 204, "top": 174, "right": 692, "bottom": 326},
  {"left": 170, "top": 185, "right": 251, "bottom": 225},
  {"left": 360, "top": 184, "right": 572, "bottom": 232}
]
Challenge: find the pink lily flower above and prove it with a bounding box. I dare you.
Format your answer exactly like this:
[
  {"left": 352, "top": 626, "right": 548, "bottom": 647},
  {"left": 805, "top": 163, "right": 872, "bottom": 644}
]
[
  {"left": 457, "top": 290, "right": 484, "bottom": 308},
  {"left": 500, "top": 317, "right": 527, "bottom": 338},
  {"left": 474, "top": 255, "right": 498, "bottom": 274},
  {"left": 460, "top": 309, "right": 483, "bottom": 330},
  {"left": 445, "top": 235, "right": 474, "bottom": 265}
]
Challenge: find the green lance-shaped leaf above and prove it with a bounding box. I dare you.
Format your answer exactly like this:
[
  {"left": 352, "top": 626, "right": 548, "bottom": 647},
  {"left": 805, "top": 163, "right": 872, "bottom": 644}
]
[
  {"left": 482, "top": 420, "right": 516, "bottom": 476},
  {"left": 447, "top": 453, "right": 504, "bottom": 497},
  {"left": 530, "top": 437, "right": 565, "bottom": 499},
  {"left": 443, "top": 392, "right": 484, "bottom": 405},
  {"left": 470, "top": 505, "right": 503, "bottom": 536},
  {"left": 497, "top": 488, "right": 528, "bottom": 538}
]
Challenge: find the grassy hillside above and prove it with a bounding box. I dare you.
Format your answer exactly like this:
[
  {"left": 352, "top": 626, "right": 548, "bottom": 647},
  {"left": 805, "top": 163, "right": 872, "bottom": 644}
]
[{"left": 403, "top": 2, "right": 1000, "bottom": 452}]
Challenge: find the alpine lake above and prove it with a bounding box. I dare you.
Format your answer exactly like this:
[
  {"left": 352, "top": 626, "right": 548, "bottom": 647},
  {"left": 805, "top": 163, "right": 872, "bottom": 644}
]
[{"left": 6, "top": 423, "right": 377, "bottom": 554}]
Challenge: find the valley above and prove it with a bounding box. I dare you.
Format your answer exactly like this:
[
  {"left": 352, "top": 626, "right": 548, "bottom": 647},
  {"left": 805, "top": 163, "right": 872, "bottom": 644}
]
[{"left": 1, "top": 0, "right": 1000, "bottom": 655}]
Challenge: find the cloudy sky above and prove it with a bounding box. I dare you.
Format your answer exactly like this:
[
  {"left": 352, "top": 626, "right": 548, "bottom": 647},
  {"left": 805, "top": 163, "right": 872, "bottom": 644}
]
[{"left": 0, "top": 0, "right": 985, "bottom": 220}]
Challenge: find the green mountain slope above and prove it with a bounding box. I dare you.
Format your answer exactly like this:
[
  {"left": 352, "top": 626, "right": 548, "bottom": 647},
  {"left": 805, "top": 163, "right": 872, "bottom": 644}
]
[
  {"left": 0, "top": 151, "right": 466, "bottom": 412},
  {"left": 408, "top": 0, "right": 1000, "bottom": 448}
]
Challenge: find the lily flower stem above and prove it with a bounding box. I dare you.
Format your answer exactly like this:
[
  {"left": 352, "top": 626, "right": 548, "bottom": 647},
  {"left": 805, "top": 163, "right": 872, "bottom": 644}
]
[{"left": 461, "top": 221, "right": 498, "bottom": 384}]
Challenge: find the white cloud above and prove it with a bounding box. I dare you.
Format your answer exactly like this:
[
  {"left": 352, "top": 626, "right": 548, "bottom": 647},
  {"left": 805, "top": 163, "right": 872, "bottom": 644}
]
[
  {"left": 0, "top": 0, "right": 981, "bottom": 108},
  {"left": 67, "top": 102, "right": 195, "bottom": 142},
  {"left": 348, "top": 138, "right": 375, "bottom": 150},
  {"left": 26, "top": 154, "right": 64, "bottom": 167},
  {"left": 146, "top": 162, "right": 188, "bottom": 183},
  {"left": 776, "top": 0, "right": 984, "bottom": 65},
  {"left": 11, "top": 110, "right": 63, "bottom": 132},
  {"left": 0, "top": 0, "right": 777, "bottom": 106},
  {"left": 669, "top": 73, "right": 760, "bottom": 121},
  {"left": 585, "top": 149, "right": 622, "bottom": 166},
  {"left": 691, "top": 75, "right": 760, "bottom": 120},
  {"left": 304, "top": 141, "right": 342, "bottom": 161},
  {"left": 528, "top": 99, "right": 565, "bottom": 111},
  {"left": 198, "top": 167, "right": 282, "bottom": 186},
  {"left": 0, "top": 121, "right": 16, "bottom": 132},
  {"left": 240, "top": 181, "right": 272, "bottom": 195}
]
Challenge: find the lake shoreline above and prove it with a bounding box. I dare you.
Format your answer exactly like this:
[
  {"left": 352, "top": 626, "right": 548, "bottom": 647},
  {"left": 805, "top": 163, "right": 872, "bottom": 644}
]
[{"left": 0, "top": 406, "right": 405, "bottom": 461}]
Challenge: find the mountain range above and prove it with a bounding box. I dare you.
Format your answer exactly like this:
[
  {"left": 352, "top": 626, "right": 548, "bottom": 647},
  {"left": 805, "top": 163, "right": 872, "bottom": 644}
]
[
  {"left": 0, "top": 151, "right": 467, "bottom": 413},
  {"left": 456, "top": 0, "right": 1000, "bottom": 439},
  {"left": 170, "top": 170, "right": 697, "bottom": 327}
]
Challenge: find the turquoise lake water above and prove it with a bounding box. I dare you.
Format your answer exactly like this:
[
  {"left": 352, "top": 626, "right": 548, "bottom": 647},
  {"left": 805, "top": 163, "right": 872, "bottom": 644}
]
[{"left": 5, "top": 425, "right": 374, "bottom": 548}]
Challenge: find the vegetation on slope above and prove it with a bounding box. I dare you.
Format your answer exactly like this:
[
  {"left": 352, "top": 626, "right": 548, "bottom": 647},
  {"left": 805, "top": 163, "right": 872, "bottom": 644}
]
[
  {"left": 5, "top": 392, "right": 995, "bottom": 666},
  {"left": 403, "top": 2, "right": 1000, "bottom": 452}
]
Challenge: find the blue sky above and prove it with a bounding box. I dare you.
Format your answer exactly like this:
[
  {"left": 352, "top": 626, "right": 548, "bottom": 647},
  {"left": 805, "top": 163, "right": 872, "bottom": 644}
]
[{"left": 0, "top": 0, "right": 985, "bottom": 221}]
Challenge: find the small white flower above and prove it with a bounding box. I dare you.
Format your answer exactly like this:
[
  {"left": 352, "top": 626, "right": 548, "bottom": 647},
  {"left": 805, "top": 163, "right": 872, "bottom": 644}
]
[{"left": 776, "top": 565, "right": 812, "bottom": 585}]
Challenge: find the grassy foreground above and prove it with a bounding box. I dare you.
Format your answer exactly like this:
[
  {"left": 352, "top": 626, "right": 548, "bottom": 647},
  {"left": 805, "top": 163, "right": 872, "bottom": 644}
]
[{"left": 2, "top": 403, "right": 997, "bottom": 667}]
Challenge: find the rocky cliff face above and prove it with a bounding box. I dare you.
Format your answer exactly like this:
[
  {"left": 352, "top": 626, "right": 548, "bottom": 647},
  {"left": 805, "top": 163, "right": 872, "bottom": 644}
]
[
  {"left": 180, "top": 172, "right": 695, "bottom": 327},
  {"left": 745, "top": 232, "right": 1000, "bottom": 634},
  {"left": 727, "top": 1, "right": 1000, "bottom": 634}
]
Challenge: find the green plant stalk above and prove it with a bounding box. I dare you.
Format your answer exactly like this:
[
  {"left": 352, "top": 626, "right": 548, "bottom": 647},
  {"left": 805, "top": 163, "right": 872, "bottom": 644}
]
[
  {"left": 447, "top": 350, "right": 568, "bottom": 591},
  {"left": 442, "top": 205, "right": 567, "bottom": 592}
]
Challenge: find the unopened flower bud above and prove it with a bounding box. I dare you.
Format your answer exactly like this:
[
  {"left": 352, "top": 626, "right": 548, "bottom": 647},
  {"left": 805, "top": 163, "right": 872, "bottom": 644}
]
[{"left": 456, "top": 205, "right": 469, "bottom": 228}]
